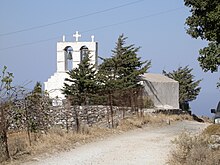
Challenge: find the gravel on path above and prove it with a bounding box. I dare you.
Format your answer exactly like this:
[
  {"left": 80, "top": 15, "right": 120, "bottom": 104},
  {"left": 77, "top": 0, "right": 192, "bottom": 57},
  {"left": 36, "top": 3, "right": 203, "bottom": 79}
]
[{"left": 24, "top": 121, "right": 209, "bottom": 165}]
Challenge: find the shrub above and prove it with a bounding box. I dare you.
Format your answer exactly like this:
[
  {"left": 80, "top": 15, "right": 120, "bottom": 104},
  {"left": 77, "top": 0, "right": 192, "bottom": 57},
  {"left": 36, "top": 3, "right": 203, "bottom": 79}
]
[
  {"left": 203, "top": 124, "right": 220, "bottom": 136},
  {"left": 143, "top": 96, "right": 154, "bottom": 108},
  {"left": 168, "top": 131, "right": 220, "bottom": 165}
]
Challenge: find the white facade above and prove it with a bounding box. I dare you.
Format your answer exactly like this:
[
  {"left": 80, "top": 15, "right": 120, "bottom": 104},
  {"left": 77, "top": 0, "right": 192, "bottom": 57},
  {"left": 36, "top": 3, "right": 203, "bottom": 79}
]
[
  {"left": 142, "top": 73, "right": 179, "bottom": 110},
  {"left": 44, "top": 31, "right": 98, "bottom": 102}
]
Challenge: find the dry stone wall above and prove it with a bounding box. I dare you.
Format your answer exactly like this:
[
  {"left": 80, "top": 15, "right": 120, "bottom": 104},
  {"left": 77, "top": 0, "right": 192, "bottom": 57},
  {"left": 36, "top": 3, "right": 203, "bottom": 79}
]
[
  {"left": 7, "top": 105, "right": 133, "bottom": 131},
  {"left": 49, "top": 105, "right": 132, "bottom": 128}
]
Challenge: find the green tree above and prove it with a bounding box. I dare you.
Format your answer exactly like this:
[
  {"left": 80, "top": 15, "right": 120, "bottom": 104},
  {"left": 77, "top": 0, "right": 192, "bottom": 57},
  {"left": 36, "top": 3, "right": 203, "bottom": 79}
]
[
  {"left": 26, "top": 82, "right": 51, "bottom": 136},
  {"left": 62, "top": 54, "right": 97, "bottom": 105},
  {"left": 0, "top": 66, "right": 13, "bottom": 161},
  {"left": 97, "top": 57, "right": 120, "bottom": 128},
  {"left": 98, "top": 34, "right": 151, "bottom": 91},
  {"left": 184, "top": 0, "right": 220, "bottom": 85},
  {"left": 0, "top": 66, "right": 25, "bottom": 161},
  {"left": 33, "top": 82, "right": 42, "bottom": 94},
  {"left": 111, "top": 34, "right": 151, "bottom": 114},
  {"left": 111, "top": 34, "right": 151, "bottom": 88},
  {"left": 98, "top": 57, "right": 122, "bottom": 94},
  {"left": 98, "top": 34, "right": 151, "bottom": 126},
  {"left": 163, "top": 66, "right": 202, "bottom": 111}
]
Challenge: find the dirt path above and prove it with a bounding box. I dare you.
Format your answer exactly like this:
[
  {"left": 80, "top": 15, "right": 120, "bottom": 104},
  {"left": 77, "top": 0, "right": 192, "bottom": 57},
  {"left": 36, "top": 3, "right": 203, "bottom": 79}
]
[{"left": 25, "top": 121, "right": 209, "bottom": 165}]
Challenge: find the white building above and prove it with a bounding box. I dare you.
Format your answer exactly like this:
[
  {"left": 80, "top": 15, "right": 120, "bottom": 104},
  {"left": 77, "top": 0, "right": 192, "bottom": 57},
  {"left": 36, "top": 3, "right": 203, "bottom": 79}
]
[
  {"left": 142, "top": 73, "right": 179, "bottom": 110},
  {"left": 44, "top": 31, "right": 98, "bottom": 103}
]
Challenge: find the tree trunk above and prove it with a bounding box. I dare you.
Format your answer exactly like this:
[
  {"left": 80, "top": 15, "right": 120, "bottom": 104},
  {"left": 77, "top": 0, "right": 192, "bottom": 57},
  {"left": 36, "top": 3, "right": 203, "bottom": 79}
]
[
  {"left": 0, "top": 106, "right": 10, "bottom": 160},
  {"left": 25, "top": 102, "right": 32, "bottom": 146},
  {"left": 65, "top": 102, "right": 71, "bottom": 133},
  {"left": 85, "top": 98, "right": 89, "bottom": 125},
  {"left": 75, "top": 107, "right": 80, "bottom": 133},
  {"left": 122, "top": 107, "right": 125, "bottom": 119},
  {"left": 139, "top": 87, "right": 144, "bottom": 117},
  {"left": 109, "top": 94, "right": 114, "bottom": 128},
  {"left": 65, "top": 114, "right": 69, "bottom": 133}
]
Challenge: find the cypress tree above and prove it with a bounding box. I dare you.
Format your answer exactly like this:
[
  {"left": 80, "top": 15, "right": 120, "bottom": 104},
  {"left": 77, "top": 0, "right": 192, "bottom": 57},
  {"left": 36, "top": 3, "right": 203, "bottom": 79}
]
[
  {"left": 98, "top": 34, "right": 151, "bottom": 123},
  {"left": 163, "top": 66, "right": 202, "bottom": 111},
  {"left": 98, "top": 34, "right": 151, "bottom": 91},
  {"left": 111, "top": 34, "right": 151, "bottom": 89},
  {"left": 62, "top": 53, "right": 97, "bottom": 105}
]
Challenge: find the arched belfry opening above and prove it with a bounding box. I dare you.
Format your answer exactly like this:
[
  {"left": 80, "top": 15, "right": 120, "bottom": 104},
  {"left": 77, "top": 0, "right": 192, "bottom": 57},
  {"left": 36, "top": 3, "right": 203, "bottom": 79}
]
[
  {"left": 64, "top": 46, "right": 73, "bottom": 70},
  {"left": 45, "top": 31, "right": 98, "bottom": 102},
  {"left": 80, "top": 46, "right": 89, "bottom": 62}
]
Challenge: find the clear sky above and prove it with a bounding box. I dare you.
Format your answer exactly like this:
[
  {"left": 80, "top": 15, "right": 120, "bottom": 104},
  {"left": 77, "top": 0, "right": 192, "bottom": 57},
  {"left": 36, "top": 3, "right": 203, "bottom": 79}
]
[{"left": 0, "top": 0, "right": 219, "bottom": 116}]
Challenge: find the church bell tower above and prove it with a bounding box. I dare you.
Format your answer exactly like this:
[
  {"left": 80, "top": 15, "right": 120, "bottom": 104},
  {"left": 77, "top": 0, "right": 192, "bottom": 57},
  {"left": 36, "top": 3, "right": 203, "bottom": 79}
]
[{"left": 44, "top": 31, "right": 98, "bottom": 104}]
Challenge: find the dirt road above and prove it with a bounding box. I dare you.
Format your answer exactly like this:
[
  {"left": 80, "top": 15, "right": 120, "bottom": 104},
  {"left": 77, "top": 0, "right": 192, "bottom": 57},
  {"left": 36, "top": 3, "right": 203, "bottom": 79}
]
[{"left": 25, "top": 121, "right": 209, "bottom": 165}]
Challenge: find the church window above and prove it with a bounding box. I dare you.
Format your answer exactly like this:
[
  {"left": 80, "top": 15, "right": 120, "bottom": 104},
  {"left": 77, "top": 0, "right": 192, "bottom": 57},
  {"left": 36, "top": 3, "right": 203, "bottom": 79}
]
[
  {"left": 64, "top": 46, "right": 73, "bottom": 70},
  {"left": 64, "top": 46, "right": 73, "bottom": 60},
  {"left": 80, "top": 46, "right": 89, "bottom": 62}
]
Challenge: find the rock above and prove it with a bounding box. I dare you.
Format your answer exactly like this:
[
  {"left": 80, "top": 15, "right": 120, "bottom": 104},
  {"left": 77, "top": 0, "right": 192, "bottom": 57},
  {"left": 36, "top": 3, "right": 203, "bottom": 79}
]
[
  {"left": 209, "top": 135, "right": 220, "bottom": 150},
  {"left": 32, "top": 158, "right": 40, "bottom": 162}
]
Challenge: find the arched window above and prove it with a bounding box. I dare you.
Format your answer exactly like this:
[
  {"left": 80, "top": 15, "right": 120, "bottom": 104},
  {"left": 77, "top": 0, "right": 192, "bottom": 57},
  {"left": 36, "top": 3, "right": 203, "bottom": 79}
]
[
  {"left": 80, "top": 46, "right": 89, "bottom": 62},
  {"left": 64, "top": 46, "right": 73, "bottom": 70},
  {"left": 64, "top": 46, "right": 73, "bottom": 60}
]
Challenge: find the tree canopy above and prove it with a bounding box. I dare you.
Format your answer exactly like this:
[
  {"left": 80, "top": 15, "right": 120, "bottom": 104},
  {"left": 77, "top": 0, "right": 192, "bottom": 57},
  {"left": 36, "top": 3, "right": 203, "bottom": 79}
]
[
  {"left": 163, "top": 66, "right": 202, "bottom": 111},
  {"left": 26, "top": 82, "right": 51, "bottom": 133},
  {"left": 98, "top": 34, "right": 151, "bottom": 92},
  {"left": 185, "top": 0, "right": 220, "bottom": 43},
  {"left": 112, "top": 34, "right": 151, "bottom": 88},
  {"left": 0, "top": 66, "right": 26, "bottom": 160},
  {"left": 97, "top": 34, "right": 151, "bottom": 126},
  {"left": 0, "top": 66, "right": 14, "bottom": 160},
  {"left": 184, "top": 0, "right": 220, "bottom": 85},
  {"left": 62, "top": 53, "right": 97, "bottom": 105}
]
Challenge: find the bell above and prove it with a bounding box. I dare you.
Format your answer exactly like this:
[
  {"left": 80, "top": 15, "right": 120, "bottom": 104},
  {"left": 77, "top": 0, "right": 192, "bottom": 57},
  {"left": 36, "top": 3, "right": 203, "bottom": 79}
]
[{"left": 67, "top": 52, "right": 72, "bottom": 60}]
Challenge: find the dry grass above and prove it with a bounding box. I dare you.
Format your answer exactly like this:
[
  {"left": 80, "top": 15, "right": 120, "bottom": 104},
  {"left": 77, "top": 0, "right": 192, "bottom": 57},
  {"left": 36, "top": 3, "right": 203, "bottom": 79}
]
[
  {"left": 203, "top": 124, "right": 220, "bottom": 136},
  {"left": 168, "top": 125, "right": 220, "bottom": 165},
  {"left": 118, "top": 113, "right": 192, "bottom": 131},
  {"left": 8, "top": 134, "right": 29, "bottom": 157},
  {"left": 2, "top": 126, "right": 117, "bottom": 164},
  {"left": 2, "top": 113, "right": 193, "bottom": 164}
]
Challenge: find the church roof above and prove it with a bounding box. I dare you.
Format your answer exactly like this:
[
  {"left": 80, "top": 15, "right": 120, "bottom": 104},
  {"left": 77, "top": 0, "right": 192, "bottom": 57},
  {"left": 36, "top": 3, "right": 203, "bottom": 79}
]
[{"left": 142, "top": 73, "right": 178, "bottom": 83}]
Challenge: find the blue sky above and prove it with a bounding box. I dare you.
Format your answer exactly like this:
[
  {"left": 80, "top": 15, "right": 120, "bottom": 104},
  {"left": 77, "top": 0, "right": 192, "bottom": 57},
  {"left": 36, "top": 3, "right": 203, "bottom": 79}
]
[{"left": 0, "top": 0, "right": 219, "bottom": 116}]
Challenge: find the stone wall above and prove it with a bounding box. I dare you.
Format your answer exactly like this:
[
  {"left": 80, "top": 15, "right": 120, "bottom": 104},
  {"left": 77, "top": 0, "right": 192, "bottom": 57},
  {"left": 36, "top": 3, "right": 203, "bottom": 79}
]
[
  {"left": 7, "top": 105, "right": 133, "bottom": 131},
  {"left": 49, "top": 105, "right": 132, "bottom": 129}
]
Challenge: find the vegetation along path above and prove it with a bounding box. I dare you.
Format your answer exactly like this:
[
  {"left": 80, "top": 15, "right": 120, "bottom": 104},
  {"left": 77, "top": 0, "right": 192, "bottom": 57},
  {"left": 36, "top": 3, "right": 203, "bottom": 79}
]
[{"left": 25, "top": 121, "right": 209, "bottom": 165}]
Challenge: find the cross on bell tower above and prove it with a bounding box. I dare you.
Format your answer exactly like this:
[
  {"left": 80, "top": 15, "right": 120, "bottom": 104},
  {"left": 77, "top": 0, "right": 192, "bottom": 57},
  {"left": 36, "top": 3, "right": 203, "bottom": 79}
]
[
  {"left": 73, "top": 31, "right": 81, "bottom": 42},
  {"left": 44, "top": 30, "right": 98, "bottom": 102}
]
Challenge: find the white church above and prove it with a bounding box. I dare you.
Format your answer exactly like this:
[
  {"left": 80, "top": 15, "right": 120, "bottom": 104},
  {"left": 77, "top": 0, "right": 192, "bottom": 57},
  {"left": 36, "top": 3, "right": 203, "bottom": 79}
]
[
  {"left": 44, "top": 31, "right": 179, "bottom": 110},
  {"left": 44, "top": 31, "right": 98, "bottom": 104}
]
